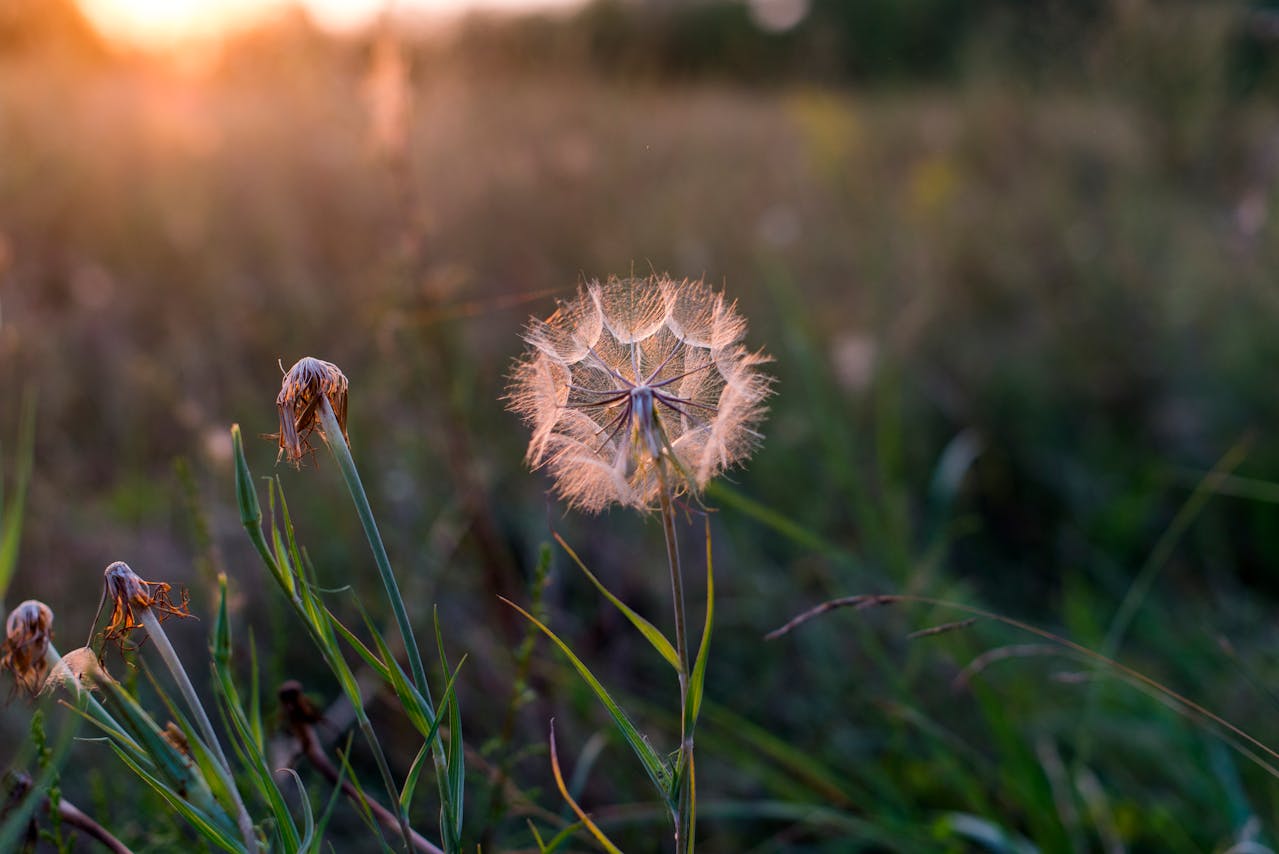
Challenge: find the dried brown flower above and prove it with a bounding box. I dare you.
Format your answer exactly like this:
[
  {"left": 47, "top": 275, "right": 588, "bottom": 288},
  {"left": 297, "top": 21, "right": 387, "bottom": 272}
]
[
  {"left": 42, "top": 646, "right": 106, "bottom": 695},
  {"left": 275, "top": 357, "right": 350, "bottom": 466},
  {"left": 102, "top": 561, "right": 193, "bottom": 642},
  {"left": 1, "top": 600, "right": 54, "bottom": 696},
  {"left": 507, "top": 274, "right": 773, "bottom": 512}
]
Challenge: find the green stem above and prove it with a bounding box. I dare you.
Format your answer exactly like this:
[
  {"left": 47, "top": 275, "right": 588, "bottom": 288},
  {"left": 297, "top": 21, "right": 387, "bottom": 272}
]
[
  {"left": 233, "top": 426, "right": 419, "bottom": 852},
  {"left": 317, "top": 398, "right": 456, "bottom": 849},
  {"left": 139, "top": 609, "right": 258, "bottom": 852},
  {"left": 658, "top": 466, "right": 693, "bottom": 852}
]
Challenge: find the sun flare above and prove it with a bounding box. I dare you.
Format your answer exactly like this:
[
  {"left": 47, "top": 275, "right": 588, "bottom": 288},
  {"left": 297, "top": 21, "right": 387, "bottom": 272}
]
[{"left": 75, "top": 0, "right": 282, "bottom": 49}]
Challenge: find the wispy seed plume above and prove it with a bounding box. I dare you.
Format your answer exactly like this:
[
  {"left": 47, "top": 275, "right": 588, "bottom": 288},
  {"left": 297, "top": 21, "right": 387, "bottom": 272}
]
[{"left": 507, "top": 274, "right": 774, "bottom": 512}]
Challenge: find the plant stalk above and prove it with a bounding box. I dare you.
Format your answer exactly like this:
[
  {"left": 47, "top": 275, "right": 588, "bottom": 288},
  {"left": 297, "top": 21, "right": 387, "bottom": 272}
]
[
  {"left": 139, "top": 609, "right": 258, "bottom": 852},
  {"left": 317, "top": 398, "right": 456, "bottom": 849},
  {"left": 657, "top": 466, "right": 693, "bottom": 852}
]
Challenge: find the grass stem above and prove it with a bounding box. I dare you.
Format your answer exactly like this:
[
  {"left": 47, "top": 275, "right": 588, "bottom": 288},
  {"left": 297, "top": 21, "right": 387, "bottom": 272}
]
[
  {"left": 317, "top": 398, "right": 456, "bottom": 850},
  {"left": 138, "top": 609, "right": 258, "bottom": 852},
  {"left": 658, "top": 466, "right": 693, "bottom": 852}
]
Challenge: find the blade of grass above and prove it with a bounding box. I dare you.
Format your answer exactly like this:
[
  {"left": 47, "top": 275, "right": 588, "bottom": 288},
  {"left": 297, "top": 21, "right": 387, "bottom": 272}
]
[
  {"left": 553, "top": 532, "right": 680, "bottom": 671},
  {"left": 0, "top": 388, "right": 36, "bottom": 599},
  {"left": 500, "top": 596, "right": 674, "bottom": 811},
  {"left": 549, "top": 723, "right": 623, "bottom": 854}
]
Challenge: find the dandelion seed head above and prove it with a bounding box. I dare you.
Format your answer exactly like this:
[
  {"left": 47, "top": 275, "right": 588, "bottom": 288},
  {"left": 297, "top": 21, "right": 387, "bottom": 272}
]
[
  {"left": 1, "top": 600, "right": 54, "bottom": 697},
  {"left": 275, "top": 356, "right": 350, "bottom": 467},
  {"left": 507, "top": 274, "right": 773, "bottom": 512}
]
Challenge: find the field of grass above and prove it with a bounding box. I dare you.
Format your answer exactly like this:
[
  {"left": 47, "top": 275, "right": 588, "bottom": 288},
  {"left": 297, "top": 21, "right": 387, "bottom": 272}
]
[{"left": 6, "top": 4, "right": 1279, "bottom": 850}]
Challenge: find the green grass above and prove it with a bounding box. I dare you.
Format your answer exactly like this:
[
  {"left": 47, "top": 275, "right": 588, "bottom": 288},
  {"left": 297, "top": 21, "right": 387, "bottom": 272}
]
[{"left": 5, "top": 3, "right": 1279, "bottom": 849}]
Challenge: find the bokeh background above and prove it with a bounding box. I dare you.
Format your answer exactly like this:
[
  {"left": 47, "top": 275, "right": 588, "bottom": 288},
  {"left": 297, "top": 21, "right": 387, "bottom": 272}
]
[{"left": 6, "top": 0, "right": 1279, "bottom": 849}]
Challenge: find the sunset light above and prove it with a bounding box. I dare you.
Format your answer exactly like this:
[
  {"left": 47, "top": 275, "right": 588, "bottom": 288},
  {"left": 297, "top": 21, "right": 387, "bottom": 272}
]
[
  {"left": 74, "top": 0, "right": 584, "bottom": 50},
  {"left": 76, "top": 0, "right": 278, "bottom": 47}
]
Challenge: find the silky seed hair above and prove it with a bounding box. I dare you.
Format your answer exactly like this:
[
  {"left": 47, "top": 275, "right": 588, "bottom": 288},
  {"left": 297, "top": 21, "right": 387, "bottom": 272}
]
[
  {"left": 507, "top": 274, "right": 773, "bottom": 512},
  {"left": 1, "top": 600, "right": 54, "bottom": 697},
  {"left": 275, "top": 356, "right": 350, "bottom": 467}
]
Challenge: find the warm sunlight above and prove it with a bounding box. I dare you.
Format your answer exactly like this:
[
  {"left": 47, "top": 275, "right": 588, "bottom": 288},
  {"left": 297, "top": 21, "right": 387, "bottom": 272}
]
[
  {"left": 76, "top": 0, "right": 277, "bottom": 48},
  {"left": 75, "top": 0, "right": 585, "bottom": 50}
]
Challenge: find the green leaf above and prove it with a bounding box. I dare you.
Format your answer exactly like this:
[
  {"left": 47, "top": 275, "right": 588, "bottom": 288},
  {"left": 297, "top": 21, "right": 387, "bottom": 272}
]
[
  {"left": 435, "top": 609, "right": 465, "bottom": 850},
  {"left": 0, "top": 389, "right": 36, "bottom": 599},
  {"left": 686, "top": 518, "right": 715, "bottom": 727},
  {"left": 500, "top": 596, "right": 674, "bottom": 809},
  {"left": 109, "top": 742, "right": 247, "bottom": 854},
  {"left": 554, "top": 532, "right": 681, "bottom": 672},
  {"left": 398, "top": 742, "right": 431, "bottom": 816},
  {"left": 213, "top": 574, "right": 301, "bottom": 850}
]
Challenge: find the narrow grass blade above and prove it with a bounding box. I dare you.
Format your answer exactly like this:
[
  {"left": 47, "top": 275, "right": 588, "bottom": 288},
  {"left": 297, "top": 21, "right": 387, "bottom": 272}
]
[
  {"left": 213, "top": 574, "right": 301, "bottom": 850},
  {"left": 500, "top": 596, "right": 674, "bottom": 807},
  {"left": 549, "top": 724, "right": 623, "bottom": 854},
  {"left": 0, "top": 389, "right": 36, "bottom": 598},
  {"left": 435, "top": 609, "right": 465, "bottom": 850},
  {"left": 399, "top": 742, "right": 431, "bottom": 815},
  {"left": 279, "top": 769, "right": 314, "bottom": 852},
  {"left": 109, "top": 742, "right": 247, "bottom": 854},
  {"left": 554, "top": 532, "right": 680, "bottom": 672},
  {"left": 686, "top": 519, "right": 714, "bottom": 727}
]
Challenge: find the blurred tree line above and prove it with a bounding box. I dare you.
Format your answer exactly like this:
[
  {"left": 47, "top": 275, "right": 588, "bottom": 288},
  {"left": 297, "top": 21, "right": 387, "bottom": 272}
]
[
  {"left": 448, "top": 0, "right": 1279, "bottom": 96},
  {"left": 7, "top": 0, "right": 1279, "bottom": 99}
]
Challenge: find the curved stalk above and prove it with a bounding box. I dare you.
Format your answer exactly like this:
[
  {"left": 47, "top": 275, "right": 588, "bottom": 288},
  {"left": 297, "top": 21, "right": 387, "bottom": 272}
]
[
  {"left": 316, "top": 398, "right": 456, "bottom": 850},
  {"left": 139, "top": 609, "right": 258, "bottom": 852}
]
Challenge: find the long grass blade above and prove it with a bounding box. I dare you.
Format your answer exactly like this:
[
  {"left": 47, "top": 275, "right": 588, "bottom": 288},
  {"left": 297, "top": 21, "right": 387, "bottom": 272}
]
[
  {"left": 549, "top": 723, "right": 624, "bottom": 854},
  {"left": 500, "top": 596, "right": 674, "bottom": 808}
]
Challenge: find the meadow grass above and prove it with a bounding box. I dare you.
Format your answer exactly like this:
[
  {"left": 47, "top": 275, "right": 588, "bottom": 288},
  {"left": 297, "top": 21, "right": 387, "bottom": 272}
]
[{"left": 5, "top": 5, "right": 1279, "bottom": 849}]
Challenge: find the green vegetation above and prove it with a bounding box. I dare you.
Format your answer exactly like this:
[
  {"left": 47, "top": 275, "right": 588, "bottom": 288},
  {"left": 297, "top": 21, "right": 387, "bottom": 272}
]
[{"left": 4, "top": 1, "right": 1279, "bottom": 850}]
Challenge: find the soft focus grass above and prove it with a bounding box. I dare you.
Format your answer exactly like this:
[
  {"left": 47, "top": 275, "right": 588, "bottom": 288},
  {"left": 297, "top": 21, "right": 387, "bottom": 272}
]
[{"left": 5, "top": 5, "right": 1279, "bottom": 849}]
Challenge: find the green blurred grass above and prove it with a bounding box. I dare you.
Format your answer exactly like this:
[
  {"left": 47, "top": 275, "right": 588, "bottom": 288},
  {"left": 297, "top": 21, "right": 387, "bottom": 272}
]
[{"left": 5, "top": 3, "right": 1279, "bottom": 848}]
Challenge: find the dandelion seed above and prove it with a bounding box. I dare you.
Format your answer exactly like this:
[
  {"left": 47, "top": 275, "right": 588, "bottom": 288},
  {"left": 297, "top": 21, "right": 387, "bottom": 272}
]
[
  {"left": 102, "top": 561, "right": 193, "bottom": 643},
  {"left": 1, "top": 600, "right": 54, "bottom": 697},
  {"left": 274, "top": 356, "right": 350, "bottom": 467},
  {"left": 507, "top": 274, "right": 773, "bottom": 512}
]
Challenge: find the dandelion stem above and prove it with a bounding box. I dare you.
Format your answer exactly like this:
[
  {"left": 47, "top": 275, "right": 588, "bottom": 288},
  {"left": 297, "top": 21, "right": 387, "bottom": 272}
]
[
  {"left": 658, "top": 465, "right": 694, "bottom": 852},
  {"left": 138, "top": 609, "right": 258, "bottom": 852},
  {"left": 316, "top": 397, "right": 456, "bottom": 850}
]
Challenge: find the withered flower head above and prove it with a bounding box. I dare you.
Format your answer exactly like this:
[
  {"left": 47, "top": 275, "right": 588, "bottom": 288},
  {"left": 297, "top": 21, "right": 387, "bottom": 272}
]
[
  {"left": 507, "top": 274, "right": 774, "bottom": 512},
  {"left": 42, "top": 646, "right": 107, "bottom": 695},
  {"left": 1, "top": 600, "right": 54, "bottom": 696},
  {"left": 275, "top": 356, "right": 350, "bottom": 467},
  {"left": 102, "top": 561, "right": 193, "bottom": 642}
]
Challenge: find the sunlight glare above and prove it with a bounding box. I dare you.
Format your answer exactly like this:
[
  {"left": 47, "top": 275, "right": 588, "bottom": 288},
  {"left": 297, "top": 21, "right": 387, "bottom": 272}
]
[{"left": 76, "top": 0, "right": 279, "bottom": 48}]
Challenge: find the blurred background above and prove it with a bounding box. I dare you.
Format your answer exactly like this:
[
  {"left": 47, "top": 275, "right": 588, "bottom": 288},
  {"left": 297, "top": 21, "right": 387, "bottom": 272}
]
[{"left": 7, "top": 0, "right": 1279, "bottom": 849}]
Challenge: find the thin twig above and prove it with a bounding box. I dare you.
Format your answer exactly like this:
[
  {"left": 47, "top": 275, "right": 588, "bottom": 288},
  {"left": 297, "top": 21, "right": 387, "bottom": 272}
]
[{"left": 280, "top": 683, "right": 443, "bottom": 854}]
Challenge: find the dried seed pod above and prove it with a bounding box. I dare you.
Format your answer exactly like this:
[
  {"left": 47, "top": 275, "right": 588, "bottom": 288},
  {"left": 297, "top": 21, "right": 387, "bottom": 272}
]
[
  {"left": 1, "top": 600, "right": 54, "bottom": 697},
  {"left": 102, "top": 561, "right": 192, "bottom": 642},
  {"left": 274, "top": 357, "right": 350, "bottom": 466}
]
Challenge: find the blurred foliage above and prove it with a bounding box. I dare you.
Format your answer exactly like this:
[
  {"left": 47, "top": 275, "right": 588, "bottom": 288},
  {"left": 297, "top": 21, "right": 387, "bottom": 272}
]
[{"left": 4, "top": 0, "right": 1279, "bottom": 849}]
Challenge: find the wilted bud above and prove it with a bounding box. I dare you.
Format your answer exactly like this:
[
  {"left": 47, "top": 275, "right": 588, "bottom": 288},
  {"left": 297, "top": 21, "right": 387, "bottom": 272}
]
[
  {"left": 42, "top": 646, "right": 107, "bottom": 696},
  {"left": 275, "top": 357, "right": 350, "bottom": 467},
  {"left": 1, "top": 600, "right": 54, "bottom": 697},
  {"left": 102, "top": 561, "right": 192, "bottom": 642}
]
